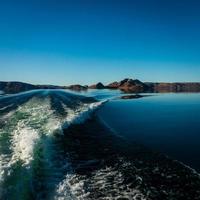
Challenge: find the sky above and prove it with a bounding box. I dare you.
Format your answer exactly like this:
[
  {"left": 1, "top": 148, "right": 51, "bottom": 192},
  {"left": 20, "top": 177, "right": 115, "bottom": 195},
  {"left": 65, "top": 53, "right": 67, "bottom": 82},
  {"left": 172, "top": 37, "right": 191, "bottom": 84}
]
[{"left": 0, "top": 0, "right": 200, "bottom": 85}]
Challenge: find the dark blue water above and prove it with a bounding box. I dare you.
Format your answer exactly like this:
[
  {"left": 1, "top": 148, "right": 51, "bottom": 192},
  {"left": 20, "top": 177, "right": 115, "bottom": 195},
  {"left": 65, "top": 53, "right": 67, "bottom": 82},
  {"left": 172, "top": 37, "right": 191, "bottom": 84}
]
[{"left": 97, "top": 93, "right": 200, "bottom": 171}]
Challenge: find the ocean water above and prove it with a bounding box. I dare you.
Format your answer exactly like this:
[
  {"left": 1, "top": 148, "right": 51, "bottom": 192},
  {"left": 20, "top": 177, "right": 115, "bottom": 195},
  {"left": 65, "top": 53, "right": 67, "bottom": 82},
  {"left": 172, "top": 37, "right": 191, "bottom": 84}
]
[
  {"left": 0, "top": 90, "right": 104, "bottom": 199},
  {"left": 97, "top": 93, "right": 200, "bottom": 171},
  {"left": 0, "top": 89, "right": 200, "bottom": 200}
]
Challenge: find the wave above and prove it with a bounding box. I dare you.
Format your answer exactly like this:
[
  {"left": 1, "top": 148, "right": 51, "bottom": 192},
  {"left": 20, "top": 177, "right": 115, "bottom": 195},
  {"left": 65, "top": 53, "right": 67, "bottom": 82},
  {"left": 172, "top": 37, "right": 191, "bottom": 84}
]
[
  {"left": 53, "top": 116, "right": 200, "bottom": 200},
  {"left": 0, "top": 90, "right": 200, "bottom": 200},
  {"left": 0, "top": 90, "right": 104, "bottom": 199}
]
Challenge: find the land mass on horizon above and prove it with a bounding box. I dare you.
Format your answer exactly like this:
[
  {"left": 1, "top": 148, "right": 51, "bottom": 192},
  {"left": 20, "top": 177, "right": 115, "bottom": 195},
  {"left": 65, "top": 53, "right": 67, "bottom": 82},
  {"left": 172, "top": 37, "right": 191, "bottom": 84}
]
[{"left": 1, "top": 78, "right": 200, "bottom": 94}]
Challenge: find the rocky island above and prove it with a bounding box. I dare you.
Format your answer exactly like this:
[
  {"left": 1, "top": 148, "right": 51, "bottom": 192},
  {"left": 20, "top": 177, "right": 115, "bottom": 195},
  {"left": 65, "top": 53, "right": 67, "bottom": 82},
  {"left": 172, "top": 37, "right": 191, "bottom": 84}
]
[
  {"left": 91, "top": 78, "right": 200, "bottom": 93},
  {"left": 107, "top": 78, "right": 149, "bottom": 92},
  {"left": 88, "top": 82, "right": 105, "bottom": 89},
  {"left": 1, "top": 78, "right": 200, "bottom": 94}
]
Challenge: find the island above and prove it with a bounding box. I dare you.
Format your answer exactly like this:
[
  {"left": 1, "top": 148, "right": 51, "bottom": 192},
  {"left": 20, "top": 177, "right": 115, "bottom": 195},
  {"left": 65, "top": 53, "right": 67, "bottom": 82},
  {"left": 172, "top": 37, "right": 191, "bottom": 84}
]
[{"left": 1, "top": 78, "right": 200, "bottom": 94}]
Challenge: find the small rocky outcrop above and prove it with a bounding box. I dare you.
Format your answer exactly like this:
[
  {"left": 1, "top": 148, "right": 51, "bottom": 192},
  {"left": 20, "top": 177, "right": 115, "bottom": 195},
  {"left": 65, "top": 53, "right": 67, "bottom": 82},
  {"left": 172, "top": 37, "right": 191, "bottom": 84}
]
[
  {"left": 107, "top": 78, "right": 149, "bottom": 93},
  {"left": 37, "top": 85, "right": 65, "bottom": 89},
  {"left": 89, "top": 82, "right": 105, "bottom": 89},
  {"left": 67, "top": 84, "right": 88, "bottom": 91},
  {"left": 119, "top": 78, "right": 148, "bottom": 92},
  {"left": 120, "top": 94, "right": 144, "bottom": 99}
]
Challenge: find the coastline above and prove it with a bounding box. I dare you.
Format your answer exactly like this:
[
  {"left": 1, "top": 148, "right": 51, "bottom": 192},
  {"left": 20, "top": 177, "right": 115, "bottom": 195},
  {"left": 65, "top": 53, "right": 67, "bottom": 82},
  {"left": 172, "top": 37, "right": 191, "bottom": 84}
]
[{"left": 1, "top": 79, "right": 200, "bottom": 94}]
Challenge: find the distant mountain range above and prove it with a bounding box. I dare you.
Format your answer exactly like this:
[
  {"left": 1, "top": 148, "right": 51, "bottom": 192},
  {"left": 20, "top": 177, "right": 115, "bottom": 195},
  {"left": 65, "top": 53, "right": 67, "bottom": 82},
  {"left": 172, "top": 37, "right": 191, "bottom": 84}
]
[
  {"left": 106, "top": 78, "right": 200, "bottom": 93},
  {"left": 1, "top": 79, "right": 200, "bottom": 94}
]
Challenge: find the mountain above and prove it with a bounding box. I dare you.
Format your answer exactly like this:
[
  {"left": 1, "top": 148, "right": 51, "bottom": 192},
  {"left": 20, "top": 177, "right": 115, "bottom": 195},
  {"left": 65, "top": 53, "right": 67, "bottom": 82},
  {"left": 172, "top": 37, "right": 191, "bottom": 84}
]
[
  {"left": 1, "top": 79, "right": 200, "bottom": 94},
  {"left": 107, "top": 78, "right": 149, "bottom": 92},
  {"left": 67, "top": 84, "right": 88, "bottom": 91},
  {"left": 0, "top": 81, "right": 38, "bottom": 94},
  {"left": 37, "top": 84, "right": 65, "bottom": 89},
  {"left": 0, "top": 81, "right": 67, "bottom": 94},
  {"left": 89, "top": 82, "right": 105, "bottom": 89},
  {"left": 0, "top": 81, "right": 89, "bottom": 94},
  {"left": 107, "top": 79, "right": 200, "bottom": 93},
  {"left": 146, "top": 82, "right": 200, "bottom": 93}
]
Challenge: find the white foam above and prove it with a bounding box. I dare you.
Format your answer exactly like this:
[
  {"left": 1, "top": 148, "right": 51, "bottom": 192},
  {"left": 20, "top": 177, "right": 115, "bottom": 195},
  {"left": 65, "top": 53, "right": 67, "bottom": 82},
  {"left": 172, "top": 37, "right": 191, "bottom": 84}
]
[
  {"left": 0, "top": 95, "right": 105, "bottom": 199},
  {"left": 54, "top": 164, "right": 147, "bottom": 200},
  {"left": 10, "top": 98, "right": 103, "bottom": 166},
  {"left": 0, "top": 97, "right": 53, "bottom": 179},
  {"left": 0, "top": 154, "right": 9, "bottom": 181},
  {"left": 53, "top": 173, "right": 90, "bottom": 200},
  {"left": 8, "top": 98, "right": 50, "bottom": 164},
  {"left": 11, "top": 126, "right": 39, "bottom": 166},
  {"left": 0, "top": 110, "right": 16, "bottom": 122},
  {"left": 64, "top": 101, "right": 105, "bottom": 127},
  {"left": 0, "top": 104, "right": 14, "bottom": 111},
  {"left": 53, "top": 174, "right": 77, "bottom": 200}
]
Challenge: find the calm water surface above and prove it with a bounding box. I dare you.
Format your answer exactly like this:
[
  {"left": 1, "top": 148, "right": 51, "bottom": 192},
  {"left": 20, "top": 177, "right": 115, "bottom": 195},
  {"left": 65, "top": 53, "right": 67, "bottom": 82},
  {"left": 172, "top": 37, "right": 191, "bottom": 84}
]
[{"left": 97, "top": 93, "right": 200, "bottom": 171}]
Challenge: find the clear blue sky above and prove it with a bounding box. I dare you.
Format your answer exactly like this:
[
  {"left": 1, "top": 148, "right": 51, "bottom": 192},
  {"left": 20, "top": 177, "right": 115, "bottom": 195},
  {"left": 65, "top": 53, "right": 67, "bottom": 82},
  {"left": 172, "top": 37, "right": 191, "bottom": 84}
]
[{"left": 1, "top": 0, "right": 200, "bottom": 85}]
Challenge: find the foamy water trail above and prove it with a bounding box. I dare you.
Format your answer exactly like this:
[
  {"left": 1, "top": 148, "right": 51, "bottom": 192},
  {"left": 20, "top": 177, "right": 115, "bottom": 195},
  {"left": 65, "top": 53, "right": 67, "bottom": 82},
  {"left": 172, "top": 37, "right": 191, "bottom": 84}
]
[
  {"left": 1, "top": 90, "right": 200, "bottom": 200},
  {"left": 0, "top": 91, "right": 103, "bottom": 200},
  {"left": 54, "top": 165, "right": 146, "bottom": 200}
]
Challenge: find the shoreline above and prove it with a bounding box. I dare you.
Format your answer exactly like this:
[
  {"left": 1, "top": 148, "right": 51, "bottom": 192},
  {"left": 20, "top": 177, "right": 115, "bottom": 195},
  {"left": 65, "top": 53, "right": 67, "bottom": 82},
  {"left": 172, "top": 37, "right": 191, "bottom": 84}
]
[{"left": 1, "top": 79, "right": 200, "bottom": 94}]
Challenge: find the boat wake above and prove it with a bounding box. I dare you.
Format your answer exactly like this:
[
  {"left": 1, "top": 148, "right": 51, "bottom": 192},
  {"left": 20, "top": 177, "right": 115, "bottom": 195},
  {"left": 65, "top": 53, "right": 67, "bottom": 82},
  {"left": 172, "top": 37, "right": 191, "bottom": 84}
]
[
  {"left": 0, "top": 90, "right": 200, "bottom": 200},
  {"left": 0, "top": 90, "right": 103, "bottom": 200}
]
